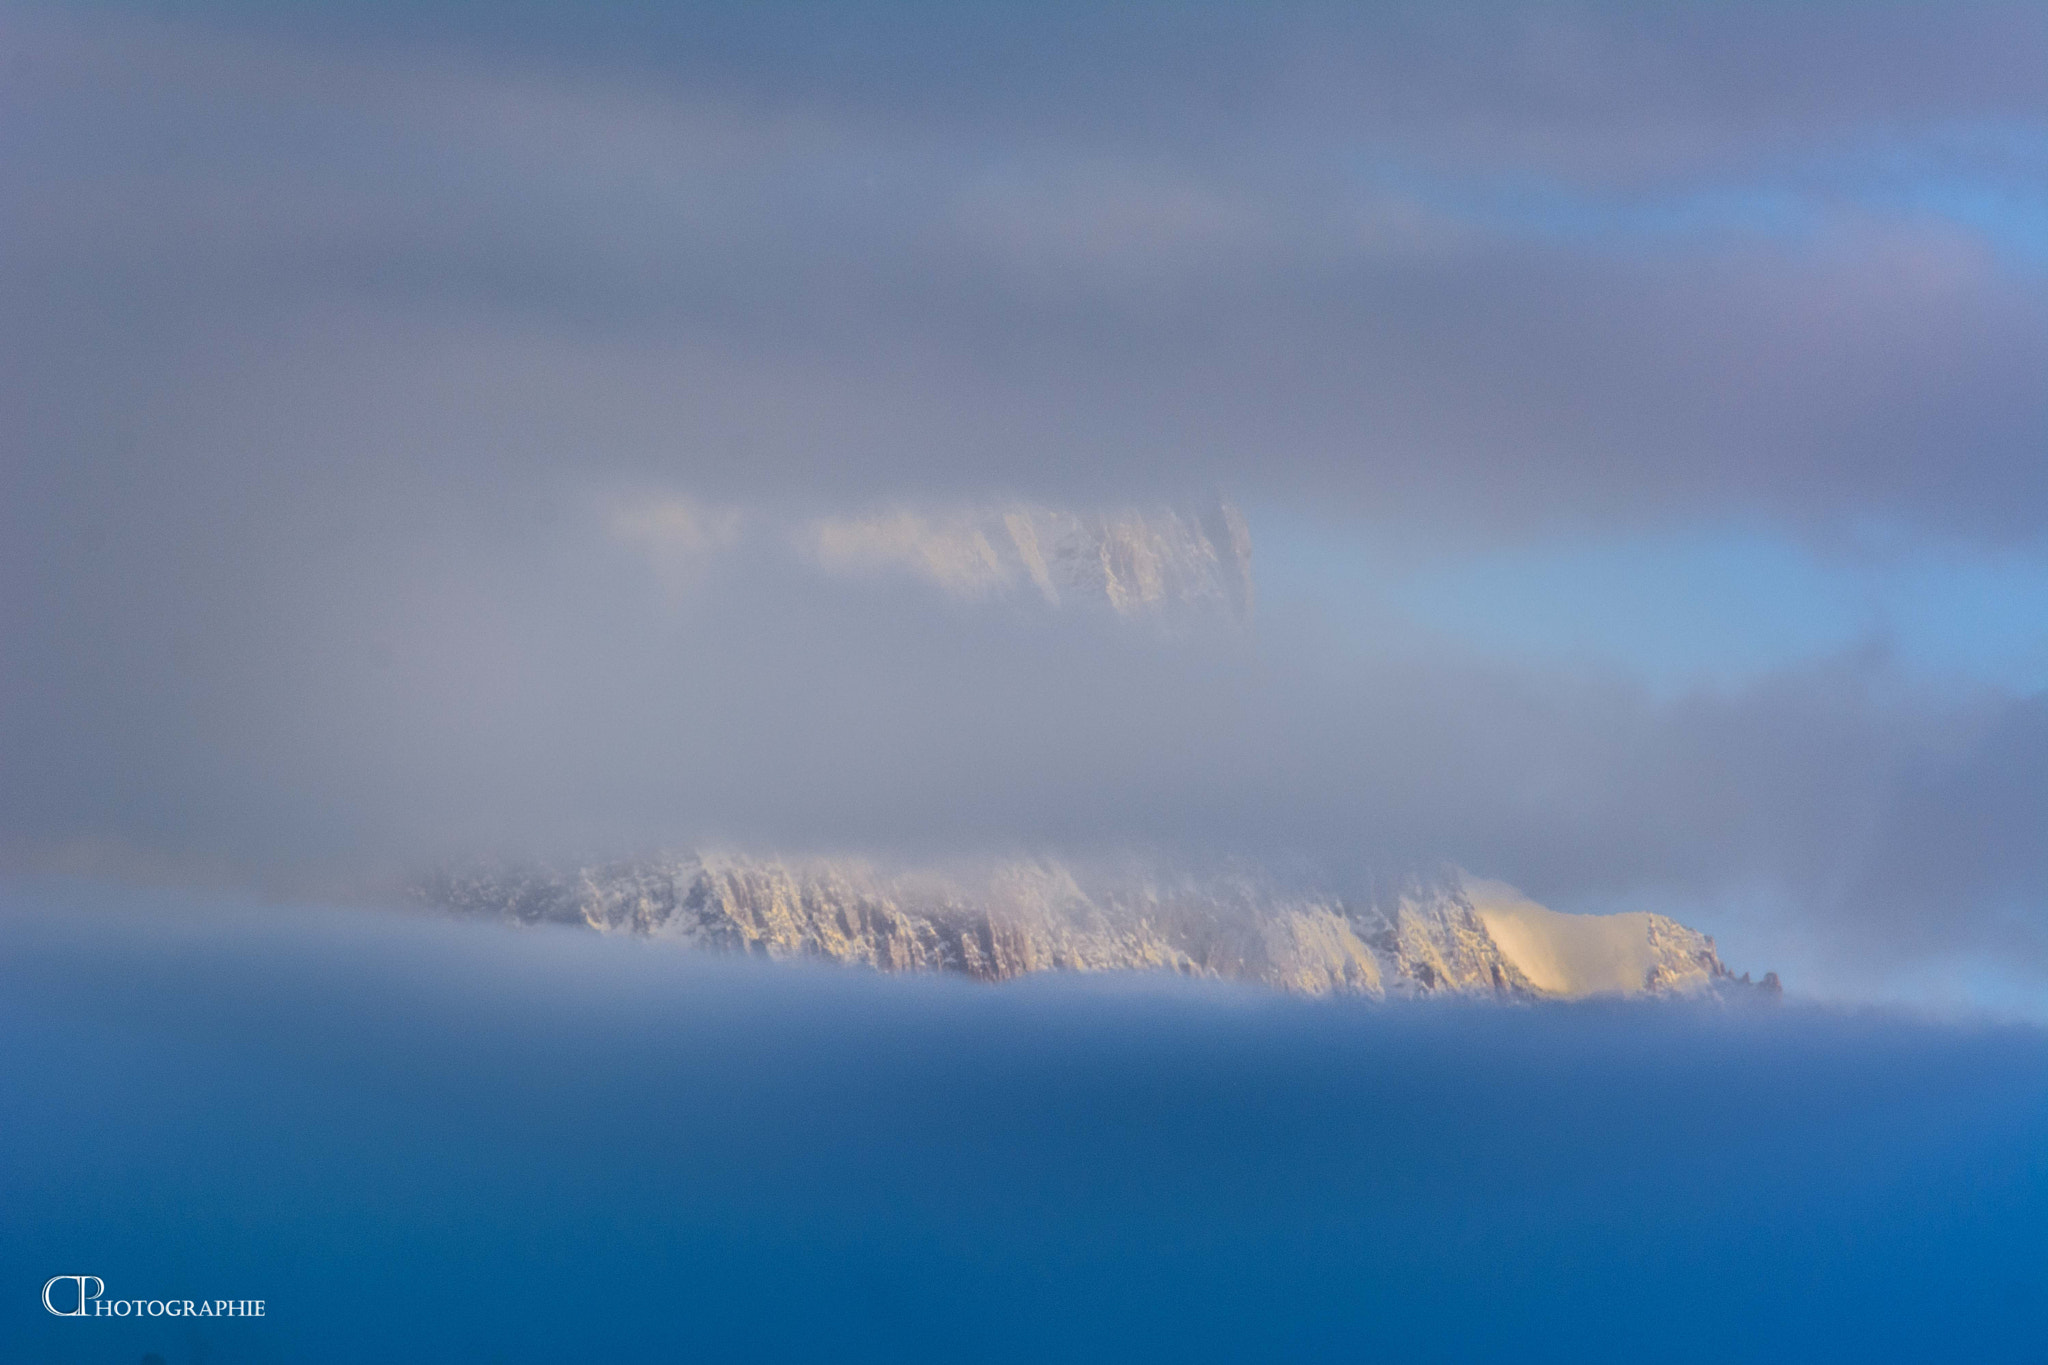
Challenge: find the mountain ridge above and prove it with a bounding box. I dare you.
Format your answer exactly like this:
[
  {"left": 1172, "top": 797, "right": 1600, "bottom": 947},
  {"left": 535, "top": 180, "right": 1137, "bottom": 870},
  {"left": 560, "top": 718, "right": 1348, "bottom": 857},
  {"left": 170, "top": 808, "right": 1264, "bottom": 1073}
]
[
  {"left": 420, "top": 854, "right": 1779, "bottom": 1002},
  {"left": 809, "top": 496, "right": 1254, "bottom": 621}
]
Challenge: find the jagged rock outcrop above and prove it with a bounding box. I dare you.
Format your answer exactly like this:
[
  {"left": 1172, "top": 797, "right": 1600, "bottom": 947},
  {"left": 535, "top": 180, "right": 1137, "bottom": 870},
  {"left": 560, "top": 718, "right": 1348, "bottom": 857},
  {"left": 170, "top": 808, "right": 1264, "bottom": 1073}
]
[
  {"left": 419, "top": 855, "right": 1773, "bottom": 1002},
  {"left": 809, "top": 497, "right": 1255, "bottom": 622}
]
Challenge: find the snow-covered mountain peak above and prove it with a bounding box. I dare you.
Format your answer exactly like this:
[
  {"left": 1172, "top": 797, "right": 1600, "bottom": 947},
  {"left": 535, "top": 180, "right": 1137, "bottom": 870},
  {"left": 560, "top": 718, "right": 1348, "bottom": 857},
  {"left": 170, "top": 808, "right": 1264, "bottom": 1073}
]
[
  {"left": 420, "top": 855, "right": 1776, "bottom": 1003},
  {"left": 808, "top": 497, "right": 1254, "bottom": 620}
]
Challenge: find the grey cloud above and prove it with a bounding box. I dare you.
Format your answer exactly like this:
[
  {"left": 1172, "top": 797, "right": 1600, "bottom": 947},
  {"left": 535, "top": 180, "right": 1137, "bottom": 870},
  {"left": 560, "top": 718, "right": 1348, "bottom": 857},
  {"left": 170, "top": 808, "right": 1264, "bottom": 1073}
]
[
  {"left": 4, "top": 1, "right": 2047, "bottom": 995},
  {"left": 1, "top": 445, "right": 2020, "bottom": 983},
  {"left": 6, "top": 3, "right": 2046, "bottom": 531},
  {"left": 1847, "top": 694, "right": 2048, "bottom": 962}
]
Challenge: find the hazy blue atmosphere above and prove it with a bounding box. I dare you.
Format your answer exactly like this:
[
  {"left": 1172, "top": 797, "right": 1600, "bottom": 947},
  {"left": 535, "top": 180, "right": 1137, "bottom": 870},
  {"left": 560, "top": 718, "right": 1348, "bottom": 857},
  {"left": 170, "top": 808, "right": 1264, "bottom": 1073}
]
[
  {"left": 7, "top": 881, "right": 2048, "bottom": 1363},
  {"left": 5, "top": 1, "right": 2048, "bottom": 1358}
]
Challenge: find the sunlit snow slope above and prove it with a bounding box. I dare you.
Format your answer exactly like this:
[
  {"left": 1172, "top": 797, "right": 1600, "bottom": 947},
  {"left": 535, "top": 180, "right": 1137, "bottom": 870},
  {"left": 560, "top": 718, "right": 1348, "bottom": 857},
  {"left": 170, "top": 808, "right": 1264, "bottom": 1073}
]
[{"left": 424, "top": 857, "right": 1777, "bottom": 1002}]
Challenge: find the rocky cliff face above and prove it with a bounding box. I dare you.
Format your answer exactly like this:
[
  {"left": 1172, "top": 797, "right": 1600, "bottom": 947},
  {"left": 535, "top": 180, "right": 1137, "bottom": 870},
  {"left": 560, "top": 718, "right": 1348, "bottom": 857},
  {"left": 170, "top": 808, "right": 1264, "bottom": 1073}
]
[{"left": 420, "top": 855, "right": 1777, "bottom": 1002}]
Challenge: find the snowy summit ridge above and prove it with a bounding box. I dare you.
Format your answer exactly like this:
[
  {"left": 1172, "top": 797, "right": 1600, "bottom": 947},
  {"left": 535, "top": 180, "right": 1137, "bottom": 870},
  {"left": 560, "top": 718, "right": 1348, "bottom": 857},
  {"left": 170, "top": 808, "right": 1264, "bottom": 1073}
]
[
  {"left": 421, "top": 855, "right": 1776, "bottom": 1002},
  {"left": 810, "top": 496, "right": 1255, "bottom": 620}
]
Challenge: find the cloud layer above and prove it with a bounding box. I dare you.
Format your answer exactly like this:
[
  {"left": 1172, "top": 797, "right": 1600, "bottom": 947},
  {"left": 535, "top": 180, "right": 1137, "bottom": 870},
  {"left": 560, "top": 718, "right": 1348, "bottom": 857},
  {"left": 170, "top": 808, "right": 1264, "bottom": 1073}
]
[
  {"left": 6, "top": 884, "right": 2048, "bottom": 1360},
  {"left": 3, "top": 1, "right": 2045, "bottom": 1002}
]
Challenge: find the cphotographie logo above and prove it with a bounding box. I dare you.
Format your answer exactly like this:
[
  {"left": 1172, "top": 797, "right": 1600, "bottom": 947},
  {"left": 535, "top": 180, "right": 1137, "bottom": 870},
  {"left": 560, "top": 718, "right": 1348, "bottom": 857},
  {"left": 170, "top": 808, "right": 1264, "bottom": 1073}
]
[{"left": 43, "top": 1276, "right": 264, "bottom": 1319}]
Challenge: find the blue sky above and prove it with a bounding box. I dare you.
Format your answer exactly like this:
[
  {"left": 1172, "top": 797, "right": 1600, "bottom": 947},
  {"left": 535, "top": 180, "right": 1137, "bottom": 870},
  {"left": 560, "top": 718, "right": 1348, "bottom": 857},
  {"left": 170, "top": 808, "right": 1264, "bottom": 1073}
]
[
  {"left": 1374, "top": 121, "right": 2048, "bottom": 260},
  {"left": 1262, "top": 515, "right": 2048, "bottom": 697}
]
